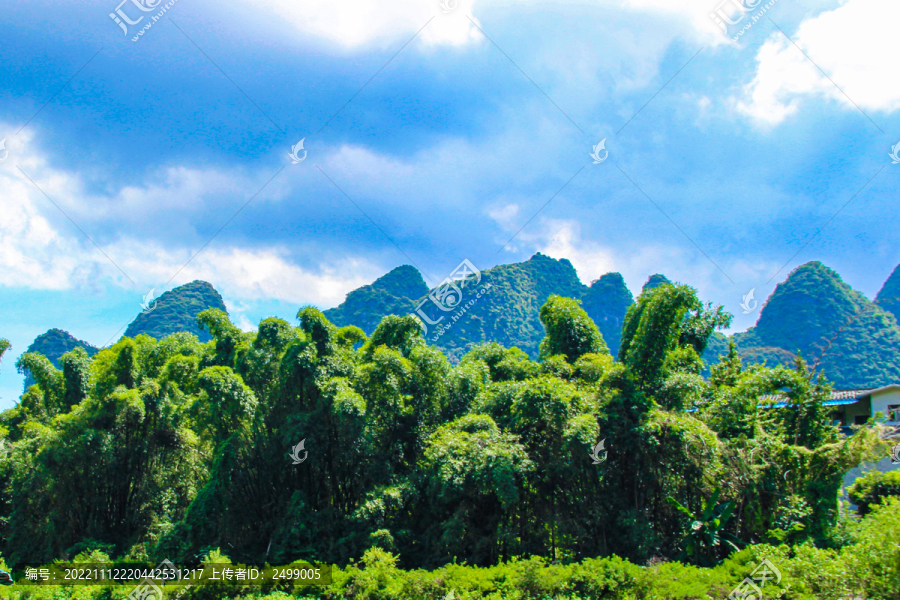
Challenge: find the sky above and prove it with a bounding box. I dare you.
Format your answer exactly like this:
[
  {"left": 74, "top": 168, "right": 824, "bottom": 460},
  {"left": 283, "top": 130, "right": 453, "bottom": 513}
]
[{"left": 0, "top": 0, "right": 898, "bottom": 408}]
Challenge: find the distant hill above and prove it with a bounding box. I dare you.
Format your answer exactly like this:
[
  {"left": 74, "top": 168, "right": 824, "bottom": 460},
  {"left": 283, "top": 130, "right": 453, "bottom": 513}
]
[
  {"left": 25, "top": 328, "right": 98, "bottom": 367},
  {"left": 17, "top": 256, "right": 900, "bottom": 398},
  {"left": 323, "top": 266, "right": 428, "bottom": 336},
  {"left": 23, "top": 329, "right": 98, "bottom": 389},
  {"left": 733, "top": 261, "right": 900, "bottom": 388},
  {"left": 582, "top": 273, "right": 634, "bottom": 357},
  {"left": 325, "top": 253, "right": 635, "bottom": 360},
  {"left": 124, "top": 281, "right": 227, "bottom": 343},
  {"left": 415, "top": 253, "right": 587, "bottom": 360},
  {"left": 642, "top": 273, "right": 672, "bottom": 291},
  {"left": 876, "top": 264, "right": 900, "bottom": 323},
  {"left": 325, "top": 257, "right": 900, "bottom": 388}
]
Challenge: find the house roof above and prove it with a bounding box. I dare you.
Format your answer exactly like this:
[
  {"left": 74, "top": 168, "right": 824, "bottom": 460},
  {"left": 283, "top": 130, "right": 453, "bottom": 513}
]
[
  {"left": 761, "top": 388, "right": 889, "bottom": 403},
  {"left": 864, "top": 384, "right": 900, "bottom": 396},
  {"left": 761, "top": 398, "right": 859, "bottom": 409},
  {"left": 830, "top": 389, "right": 877, "bottom": 400}
]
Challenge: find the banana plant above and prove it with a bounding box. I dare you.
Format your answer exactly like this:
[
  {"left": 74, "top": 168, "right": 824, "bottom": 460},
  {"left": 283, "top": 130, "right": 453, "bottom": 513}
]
[{"left": 666, "top": 487, "right": 743, "bottom": 566}]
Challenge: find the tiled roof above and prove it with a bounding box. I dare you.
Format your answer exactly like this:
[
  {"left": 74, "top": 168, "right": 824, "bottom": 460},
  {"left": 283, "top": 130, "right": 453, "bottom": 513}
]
[
  {"left": 761, "top": 389, "right": 875, "bottom": 403},
  {"left": 830, "top": 389, "right": 875, "bottom": 400}
]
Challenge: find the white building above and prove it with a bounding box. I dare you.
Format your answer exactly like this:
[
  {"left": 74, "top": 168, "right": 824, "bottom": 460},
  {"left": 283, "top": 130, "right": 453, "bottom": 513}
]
[{"left": 822, "top": 384, "right": 900, "bottom": 427}]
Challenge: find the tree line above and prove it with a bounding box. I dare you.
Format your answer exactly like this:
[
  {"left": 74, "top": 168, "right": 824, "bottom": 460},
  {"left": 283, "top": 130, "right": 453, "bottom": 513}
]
[{"left": 0, "top": 283, "right": 890, "bottom": 570}]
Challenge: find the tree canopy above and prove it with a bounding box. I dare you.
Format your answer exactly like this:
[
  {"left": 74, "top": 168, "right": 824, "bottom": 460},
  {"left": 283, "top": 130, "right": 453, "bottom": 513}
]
[{"left": 0, "top": 283, "right": 891, "bottom": 577}]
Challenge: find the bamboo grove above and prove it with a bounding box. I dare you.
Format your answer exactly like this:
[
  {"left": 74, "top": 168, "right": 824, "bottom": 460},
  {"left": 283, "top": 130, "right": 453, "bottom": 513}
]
[{"left": 0, "top": 283, "right": 890, "bottom": 570}]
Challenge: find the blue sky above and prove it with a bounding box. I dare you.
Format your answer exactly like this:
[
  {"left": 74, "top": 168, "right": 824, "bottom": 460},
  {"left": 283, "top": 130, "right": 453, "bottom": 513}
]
[{"left": 1, "top": 0, "right": 898, "bottom": 407}]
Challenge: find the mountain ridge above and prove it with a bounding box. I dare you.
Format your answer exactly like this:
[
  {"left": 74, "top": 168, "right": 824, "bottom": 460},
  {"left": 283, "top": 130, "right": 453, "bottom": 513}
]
[{"left": 19, "top": 259, "right": 900, "bottom": 391}]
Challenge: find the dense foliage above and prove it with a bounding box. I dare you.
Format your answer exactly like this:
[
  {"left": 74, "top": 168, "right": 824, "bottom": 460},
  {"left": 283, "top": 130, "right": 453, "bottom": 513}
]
[
  {"left": 848, "top": 469, "right": 900, "bottom": 516},
  {"left": 2, "top": 498, "right": 900, "bottom": 600},
  {"left": 0, "top": 282, "right": 896, "bottom": 597},
  {"left": 19, "top": 328, "right": 98, "bottom": 390}
]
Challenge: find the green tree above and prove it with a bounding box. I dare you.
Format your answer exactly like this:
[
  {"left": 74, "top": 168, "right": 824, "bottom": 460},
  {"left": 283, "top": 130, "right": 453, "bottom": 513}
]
[
  {"left": 538, "top": 295, "right": 608, "bottom": 363},
  {"left": 848, "top": 470, "right": 900, "bottom": 516}
]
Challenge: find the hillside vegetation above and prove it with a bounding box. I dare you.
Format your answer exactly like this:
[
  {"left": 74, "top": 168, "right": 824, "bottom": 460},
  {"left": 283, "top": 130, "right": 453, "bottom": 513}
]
[
  {"left": 326, "top": 253, "right": 634, "bottom": 359},
  {"left": 324, "top": 258, "right": 900, "bottom": 389},
  {"left": 124, "top": 280, "right": 227, "bottom": 343},
  {"left": 734, "top": 261, "right": 900, "bottom": 387}
]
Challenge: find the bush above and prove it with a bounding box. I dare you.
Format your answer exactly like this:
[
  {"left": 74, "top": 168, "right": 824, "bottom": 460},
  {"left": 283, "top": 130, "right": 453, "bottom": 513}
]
[{"left": 848, "top": 469, "right": 900, "bottom": 515}]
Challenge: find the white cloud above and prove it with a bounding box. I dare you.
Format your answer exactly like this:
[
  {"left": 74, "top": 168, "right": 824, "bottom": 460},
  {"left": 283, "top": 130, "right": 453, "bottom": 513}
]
[
  {"left": 133, "top": 246, "right": 379, "bottom": 307},
  {"left": 0, "top": 131, "right": 383, "bottom": 309},
  {"left": 538, "top": 220, "right": 617, "bottom": 283},
  {"left": 250, "top": 0, "right": 734, "bottom": 54},
  {"left": 624, "top": 0, "right": 735, "bottom": 45},
  {"left": 488, "top": 203, "right": 520, "bottom": 229},
  {"left": 737, "top": 0, "right": 900, "bottom": 124},
  {"left": 257, "top": 0, "right": 483, "bottom": 49}
]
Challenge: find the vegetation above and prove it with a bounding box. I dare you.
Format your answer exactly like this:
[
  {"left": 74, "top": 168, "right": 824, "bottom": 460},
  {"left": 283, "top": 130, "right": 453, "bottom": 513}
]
[
  {"left": 323, "top": 257, "right": 900, "bottom": 388},
  {"left": 327, "top": 253, "right": 640, "bottom": 360},
  {"left": 324, "top": 266, "right": 430, "bottom": 336},
  {"left": 735, "top": 261, "right": 900, "bottom": 387},
  {"left": 876, "top": 263, "right": 900, "bottom": 323},
  {"left": 848, "top": 469, "right": 900, "bottom": 516},
  {"left": 1, "top": 500, "right": 899, "bottom": 600},
  {"left": 19, "top": 328, "right": 98, "bottom": 390},
  {"left": 124, "top": 280, "right": 227, "bottom": 343},
  {"left": 23, "top": 329, "right": 98, "bottom": 367},
  {"left": 1, "top": 277, "right": 898, "bottom": 597}
]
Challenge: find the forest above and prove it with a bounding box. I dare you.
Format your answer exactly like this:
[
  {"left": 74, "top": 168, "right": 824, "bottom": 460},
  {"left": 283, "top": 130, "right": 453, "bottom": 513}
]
[{"left": 0, "top": 282, "right": 897, "bottom": 599}]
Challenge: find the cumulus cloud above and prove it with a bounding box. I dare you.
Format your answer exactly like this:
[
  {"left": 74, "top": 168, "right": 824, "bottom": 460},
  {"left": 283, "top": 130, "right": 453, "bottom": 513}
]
[
  {"left": 0, "top": 133, "right": 382, "bottom": 309},
  {"left": 129, "top": 245, "right": 379, "bottom": 307},
  {"left": 256, "top": 0, "right": 483, "bottom": 49},
  {"left": 251, "top": 0, "right": 733, "bottom": 56},
  {"left": 538, "top": 220, "right": 617, "bottom": 283},
  {"left": 736, "top": 0, "right": 900, "bottom": 125}
]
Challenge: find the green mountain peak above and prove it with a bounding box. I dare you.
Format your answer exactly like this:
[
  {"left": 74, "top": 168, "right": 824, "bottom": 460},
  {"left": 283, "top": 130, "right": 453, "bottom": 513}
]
[
  {"left": 733, "top": 261, "right": 900, "bottom": 387},
  {"left": 124, "top": 280, "right": 227, "bottom": 343},
  {"left": 642, "top": 273, "right": 671, "bottom": 291},
  {"left": 875, "top": 263, "right": 900, "bottom": 322},
  {"left": 22, "top": 328, "right": 99, "bottom": 390},
  {"left": 324, "top": 265, "right": 429, "bottom": 335}
]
